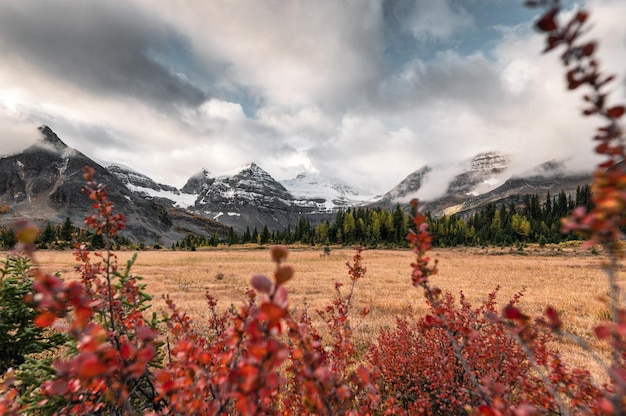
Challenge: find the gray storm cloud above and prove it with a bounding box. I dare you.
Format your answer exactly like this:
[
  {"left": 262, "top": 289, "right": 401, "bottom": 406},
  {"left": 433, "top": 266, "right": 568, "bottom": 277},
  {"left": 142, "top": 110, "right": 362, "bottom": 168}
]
[{"left": 0, "top": 1, "right": 207, "bottom": 109}]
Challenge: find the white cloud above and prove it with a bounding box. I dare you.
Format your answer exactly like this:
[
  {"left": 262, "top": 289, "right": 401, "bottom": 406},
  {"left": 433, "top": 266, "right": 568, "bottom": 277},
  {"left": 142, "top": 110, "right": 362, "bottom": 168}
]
[{"left": 199, "top": 100, "right": 245, "bottom": 122}]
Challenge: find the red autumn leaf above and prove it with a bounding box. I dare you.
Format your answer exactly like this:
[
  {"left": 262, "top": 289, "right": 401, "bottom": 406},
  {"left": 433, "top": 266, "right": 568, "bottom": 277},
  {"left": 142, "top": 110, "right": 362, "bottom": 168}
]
[
  {"left": 356, "top": 365, "right": 371, "bottom": 384},
  {"left": 273, "top": 285, "right": 288, "bottom": 308},
  {"left": 594, "top": 398, "right": 614, "bottom": 413},
  {"left": 199, "top": 351, "right": 211, "bottom": 365},
  {"left": 260, "top": 302, "right": 285, "bottom": 322},
  {"left": 536, "top": 8, "right": 558, "bottom": 32},
  {"left": 269, "top": 245, "right": 289, "bottom": 263},
  {"left": 545, "top": 306, "right": 562, "bottom": 330},
  {"left": 607, "top": 106, "right": 625, "bottom": 119},
  {"left": 236, "top": 364, "right": 258, "bottom": 393},
  {"left": 34, "top": 311, "right": 56, "bottom": 327},
  {"left": 477, "top": 404, "right": 499, "bottom": 415},
  {"left": 576, "top": 10, "right": 589, "bottom": 23},
  {"left": 248, "top": 343, "right": 269, "bottom": 360},
  {"left": 594, "top": 324, "right": 612, "bottom": 340},
  {"left": 79, "top": 355, "right": 108, "bottom": 378},
  {"left": 74, "top": 307, "right": 92, "bottom": 327},
  {"left": 581, "top": 42, "right": 596, "bottom": 56},
  {"left": 120, "top": 342, "right": 135, "bottom": 360},
  {"left": 138, "top": 344, "right": 155, "bottom": 361},
  {"left": 47, "top": 379, "right": 69, "bottom": 396},
  {"left": 503, "top": 304, "right": 529, "bottom": 322},
  {"left": 136, "top": 325, "right": 157, "bottom": 341}
]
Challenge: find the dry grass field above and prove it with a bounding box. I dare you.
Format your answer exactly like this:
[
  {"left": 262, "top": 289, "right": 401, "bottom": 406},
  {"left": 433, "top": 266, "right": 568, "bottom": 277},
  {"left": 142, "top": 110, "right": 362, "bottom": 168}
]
[{"left": 11, "top": 244, "right": 624, "bottom": 383}]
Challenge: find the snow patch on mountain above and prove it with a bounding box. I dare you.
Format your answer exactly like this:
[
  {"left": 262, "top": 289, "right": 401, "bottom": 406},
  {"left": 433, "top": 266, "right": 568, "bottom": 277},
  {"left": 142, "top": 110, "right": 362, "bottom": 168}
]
[
  {"left": 107, "top": 163, "right": 196, "bottom": 208},
  {"left": 125, "top": 183, "right": 197, "bottom": 208}
]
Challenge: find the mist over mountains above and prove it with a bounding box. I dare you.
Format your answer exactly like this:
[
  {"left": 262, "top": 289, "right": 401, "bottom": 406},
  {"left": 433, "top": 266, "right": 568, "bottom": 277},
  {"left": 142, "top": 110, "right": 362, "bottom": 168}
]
[{"left": 0, "top": 126, "right": 592, "bottom": 244}]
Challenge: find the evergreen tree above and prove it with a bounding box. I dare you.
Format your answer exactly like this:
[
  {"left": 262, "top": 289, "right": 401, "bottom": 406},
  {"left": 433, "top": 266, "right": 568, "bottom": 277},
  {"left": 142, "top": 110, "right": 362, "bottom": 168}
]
[
  {"left": 60, "top": 217, "right": 74, "bottom": 242},
  {"left": 227, "top": 228, "right": 237, "bottom": 246},
  {"left": 39, "top": 222, "right": 56, "bottom": 247},
  {"left": 261, "top": 226, "right": 270, "bottom": 245},
  {"left": 89, "top": 232, "right": 105, "bottom": 250},
  {"left": 242, "top": 226, "right": 252, "bottom": 243}
]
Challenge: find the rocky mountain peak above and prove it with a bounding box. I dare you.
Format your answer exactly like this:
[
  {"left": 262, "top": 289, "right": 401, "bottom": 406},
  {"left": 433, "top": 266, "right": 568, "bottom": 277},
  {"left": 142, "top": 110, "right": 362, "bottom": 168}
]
[
  {"left": 378, "top": 165, "right": 432, "bottom": 203},
  {"left": 469, "top": 151, "right": 510, "bottom": 172},
  {"left": 235, "top": 162, "right": 274, "bottom": 179},
  {"left": 37, "top": 125, "right": 69, "bottom": 151},
  {"left": 181, "top": 168, "right": 214, "bottom": 194}
]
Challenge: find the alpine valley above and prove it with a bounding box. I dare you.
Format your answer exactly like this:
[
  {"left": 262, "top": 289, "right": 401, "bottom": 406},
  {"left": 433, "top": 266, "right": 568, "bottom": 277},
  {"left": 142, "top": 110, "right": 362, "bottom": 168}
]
[{"left": 0, "top": 126, "right": 591, "bottom": 245}]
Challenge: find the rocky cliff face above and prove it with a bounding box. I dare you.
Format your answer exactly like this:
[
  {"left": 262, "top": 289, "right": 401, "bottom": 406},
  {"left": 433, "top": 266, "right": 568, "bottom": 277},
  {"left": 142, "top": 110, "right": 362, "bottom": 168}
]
[{"left": 445, "top": 152, "right": 510, "bottom": 196}]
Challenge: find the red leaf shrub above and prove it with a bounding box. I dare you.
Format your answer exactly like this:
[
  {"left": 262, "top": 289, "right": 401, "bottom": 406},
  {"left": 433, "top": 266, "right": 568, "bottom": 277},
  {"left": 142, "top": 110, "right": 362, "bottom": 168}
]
[{"left": 369, "top": 289, "right": 603, "bottom": 414}]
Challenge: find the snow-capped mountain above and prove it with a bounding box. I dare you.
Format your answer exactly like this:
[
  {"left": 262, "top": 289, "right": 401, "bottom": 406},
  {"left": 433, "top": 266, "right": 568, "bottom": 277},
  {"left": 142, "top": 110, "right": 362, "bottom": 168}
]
[
  {"left": 182, "top": 163, "right": 293, "bottom": 204},
  {"left": 373, "top": 152, "right": 511, "bottom": 208},
  {"left": 280, "top": 171, "right": 375, "bottom": 211},
  {"left": 179, "top": 163, "right": 328, "bottom": 232},
  {"left": 0, "top": 126, "right": 229, "bottom": 245},
  {"left": 108, "top": 151, "right": 589, "bottom": 233}
]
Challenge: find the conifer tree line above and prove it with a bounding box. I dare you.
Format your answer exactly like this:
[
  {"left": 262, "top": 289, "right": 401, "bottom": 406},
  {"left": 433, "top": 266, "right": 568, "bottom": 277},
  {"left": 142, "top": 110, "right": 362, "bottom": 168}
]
[
  {"left": 0, "top": 217, "right": 131, "bottom": 250},
  {"left": 220, "top": 204, "right": 411, "bottom": 248},
  {"left": 429, "top": 186, "right": 592, "bottom": 248},
  {"left": 0, "top": 185, "right": 592, "bottom": 250}
]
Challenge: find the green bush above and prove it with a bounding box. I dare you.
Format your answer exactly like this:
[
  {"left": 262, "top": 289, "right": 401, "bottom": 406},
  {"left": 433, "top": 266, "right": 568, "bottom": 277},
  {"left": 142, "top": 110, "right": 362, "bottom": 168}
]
[{"left": 0, "top": 256, "right": 66, "bottom": 374}]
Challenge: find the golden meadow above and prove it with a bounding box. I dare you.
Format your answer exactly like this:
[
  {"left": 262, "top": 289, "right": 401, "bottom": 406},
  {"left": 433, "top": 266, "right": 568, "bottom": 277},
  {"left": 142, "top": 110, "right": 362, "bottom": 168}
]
[{"left": 10, "top": 244, "right": 621, "bottom": 383}]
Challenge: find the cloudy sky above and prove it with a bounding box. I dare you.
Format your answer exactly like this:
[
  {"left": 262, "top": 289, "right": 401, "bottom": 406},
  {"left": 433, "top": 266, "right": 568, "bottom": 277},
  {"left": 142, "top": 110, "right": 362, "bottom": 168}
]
[{"left": 0, "top": 0, "right": 624, "bottom": 195}]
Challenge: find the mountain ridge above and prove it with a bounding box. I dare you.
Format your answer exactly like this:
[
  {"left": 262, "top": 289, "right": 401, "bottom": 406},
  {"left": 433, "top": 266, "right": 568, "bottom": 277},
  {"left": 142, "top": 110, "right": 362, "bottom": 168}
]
[{"left": 1, "top": 126, "right": 593, "bottom": 239}]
